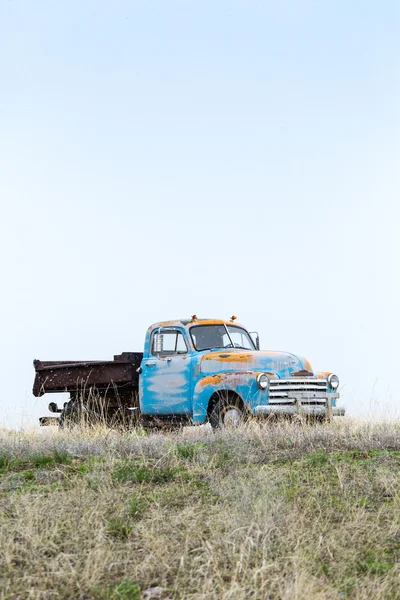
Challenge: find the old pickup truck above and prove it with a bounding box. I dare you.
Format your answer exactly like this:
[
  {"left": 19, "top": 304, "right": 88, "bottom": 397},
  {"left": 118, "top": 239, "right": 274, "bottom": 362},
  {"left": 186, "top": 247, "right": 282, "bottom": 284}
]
[{"left": 33, "top": 316, "right": 344, "bottom": 428}]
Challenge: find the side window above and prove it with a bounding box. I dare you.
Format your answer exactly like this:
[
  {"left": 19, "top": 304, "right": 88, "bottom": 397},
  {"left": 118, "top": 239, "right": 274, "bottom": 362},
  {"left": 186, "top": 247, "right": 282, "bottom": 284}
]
[{"left": 152, "top": 330, "right": 188, "bottom": 357}]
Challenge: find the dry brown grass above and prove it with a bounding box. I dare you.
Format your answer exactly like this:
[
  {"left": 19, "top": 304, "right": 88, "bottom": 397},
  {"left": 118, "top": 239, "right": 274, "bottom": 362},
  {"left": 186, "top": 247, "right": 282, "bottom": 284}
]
[{"left": 1, "top": 419, "right": 400, "bottom": 599}]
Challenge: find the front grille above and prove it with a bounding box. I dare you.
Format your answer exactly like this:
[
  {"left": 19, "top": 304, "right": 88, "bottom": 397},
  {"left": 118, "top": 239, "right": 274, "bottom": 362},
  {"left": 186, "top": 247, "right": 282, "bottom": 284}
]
[{"left": 269, "top": 378, "right": 327, "bottom": 403}]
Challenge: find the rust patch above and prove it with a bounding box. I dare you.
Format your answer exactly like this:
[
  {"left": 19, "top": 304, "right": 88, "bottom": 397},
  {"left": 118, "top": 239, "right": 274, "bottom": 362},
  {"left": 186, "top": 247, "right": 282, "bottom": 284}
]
[
  {"left": 255, "top": 371, "right": 277, "bottom": 378},
  {"left": 317, "top": 371, "right": 331, "bottom": 379},
  {"left": 151, "top": 320, "right": 181, "bottom": 328},
  {"left": 199, "top": 374, "right": 225, "bottom": 387},
  {"left": 203, "top": 353, "right": 253, "bottom": 363},
  {"left": 192, "top": 319, "right": 244, "bottom": 327},
  {"left": 202, "top": 351, "right": 286, "bottom": 363},
  {"left": 199, "top": 371, "right": 256, "bottom": 387},
  {"left": 303, "top": 358, "right": 313, "bottom": 371},
  {"left": 292, "top": 370, "right": 314, "bottom": 377}
]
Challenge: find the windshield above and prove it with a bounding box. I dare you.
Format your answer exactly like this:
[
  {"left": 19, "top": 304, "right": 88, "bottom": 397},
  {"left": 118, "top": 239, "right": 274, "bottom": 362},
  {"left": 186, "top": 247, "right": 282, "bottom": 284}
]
[{"left": 190, "top": 325, "right": 256, "bottom": 351}]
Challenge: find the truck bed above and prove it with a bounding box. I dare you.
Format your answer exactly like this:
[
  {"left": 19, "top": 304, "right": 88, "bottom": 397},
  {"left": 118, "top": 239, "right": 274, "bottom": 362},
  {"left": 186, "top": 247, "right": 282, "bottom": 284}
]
[{"left": 33, "top": 352, "right": 143, "bottom": 397}]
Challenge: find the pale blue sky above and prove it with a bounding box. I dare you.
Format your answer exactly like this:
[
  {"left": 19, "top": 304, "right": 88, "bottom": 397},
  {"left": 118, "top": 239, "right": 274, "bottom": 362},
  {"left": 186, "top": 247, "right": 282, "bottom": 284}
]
[{"left": 0, "top": 1, "right": 399, "bottom": 426}]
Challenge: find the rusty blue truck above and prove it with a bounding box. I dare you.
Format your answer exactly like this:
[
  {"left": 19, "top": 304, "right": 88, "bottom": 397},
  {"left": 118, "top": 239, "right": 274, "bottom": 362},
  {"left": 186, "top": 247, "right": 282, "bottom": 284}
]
[{"left": 33, "top": 316, "right": 344, "bottom": 428}]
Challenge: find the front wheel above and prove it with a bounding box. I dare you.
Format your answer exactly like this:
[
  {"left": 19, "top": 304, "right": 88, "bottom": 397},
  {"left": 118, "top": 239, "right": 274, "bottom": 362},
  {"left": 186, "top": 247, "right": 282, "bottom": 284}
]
[{"left": 209, "top": 394, "right": 247, "bottom": 430}]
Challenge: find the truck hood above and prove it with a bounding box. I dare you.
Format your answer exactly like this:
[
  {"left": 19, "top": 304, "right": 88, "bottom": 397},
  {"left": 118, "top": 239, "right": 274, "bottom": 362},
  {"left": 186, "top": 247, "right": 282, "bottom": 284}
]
[{"left": 200, "top": 350, "right": 312, "bottom": 378}]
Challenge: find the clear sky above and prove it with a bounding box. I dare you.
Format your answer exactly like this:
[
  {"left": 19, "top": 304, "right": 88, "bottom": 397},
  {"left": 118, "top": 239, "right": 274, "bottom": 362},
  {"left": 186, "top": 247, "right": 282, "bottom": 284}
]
[{"left": 0, "top": 1, "right": 398, "bottom": 427}]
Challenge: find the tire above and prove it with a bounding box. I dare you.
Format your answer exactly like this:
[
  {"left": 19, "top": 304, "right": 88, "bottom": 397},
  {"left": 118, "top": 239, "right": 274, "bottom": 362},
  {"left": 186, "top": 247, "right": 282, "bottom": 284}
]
[
  {"left": 58, "top": 401, "right": 82, "bottom": 429},
  {"left": 209, "top": 393, "right": 247, "bottom": 430},
  {"left": 59, "top": 401, "right": 139, "bottom": 430},
  {"left": 58, "top": 399, "right": 95, "bottom": 428},
  {"left": 58, "top": 409, "right": 75, "bottom": 429}
]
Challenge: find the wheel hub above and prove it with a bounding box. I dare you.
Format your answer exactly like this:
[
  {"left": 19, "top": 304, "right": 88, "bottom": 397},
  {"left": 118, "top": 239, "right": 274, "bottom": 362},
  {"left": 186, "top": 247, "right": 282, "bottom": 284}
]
[{"left": 223, "top": 407, "right": 242, "bottom": 427}]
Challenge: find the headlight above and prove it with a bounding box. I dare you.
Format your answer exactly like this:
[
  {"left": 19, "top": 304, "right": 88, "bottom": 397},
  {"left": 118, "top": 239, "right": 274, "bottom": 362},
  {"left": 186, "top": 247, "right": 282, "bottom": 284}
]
[
  {"left": 257, "top": 373, "right": 270, "bottom": 390},
  {"left": 328, "top": 374, "right": 339, "bottom": 389}
]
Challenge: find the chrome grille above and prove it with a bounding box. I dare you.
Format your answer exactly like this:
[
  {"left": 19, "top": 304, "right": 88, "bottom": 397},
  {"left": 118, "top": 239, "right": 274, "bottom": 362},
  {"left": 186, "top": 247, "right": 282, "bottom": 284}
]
[{"left": 269, "top": 378, "right": 327, "bottom": 403}]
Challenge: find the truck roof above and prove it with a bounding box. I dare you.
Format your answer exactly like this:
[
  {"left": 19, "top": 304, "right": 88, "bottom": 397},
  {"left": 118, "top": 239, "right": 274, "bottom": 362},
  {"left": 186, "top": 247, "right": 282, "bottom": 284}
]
[{"left": 148, "top": 318, "right": 246, "bottom": 331}]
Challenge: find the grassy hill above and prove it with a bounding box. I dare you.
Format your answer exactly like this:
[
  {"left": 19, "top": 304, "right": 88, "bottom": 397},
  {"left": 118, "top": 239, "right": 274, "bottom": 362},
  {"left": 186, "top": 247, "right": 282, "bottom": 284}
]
[{"left": 1, "top": 421, "right": 400, "bottom": 599}]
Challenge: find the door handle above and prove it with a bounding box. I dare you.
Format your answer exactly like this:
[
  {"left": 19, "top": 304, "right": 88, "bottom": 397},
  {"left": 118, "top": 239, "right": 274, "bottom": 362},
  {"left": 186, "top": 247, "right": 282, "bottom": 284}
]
[{"left": 145, "top": 361, "right": 157, "bottom": 367}]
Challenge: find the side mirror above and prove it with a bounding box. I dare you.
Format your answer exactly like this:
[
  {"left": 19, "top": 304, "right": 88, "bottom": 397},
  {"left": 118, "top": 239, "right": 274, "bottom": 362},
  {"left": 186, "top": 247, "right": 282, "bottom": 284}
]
[{"left": 249, "top": 332, "right": 260, "bottom": 350}]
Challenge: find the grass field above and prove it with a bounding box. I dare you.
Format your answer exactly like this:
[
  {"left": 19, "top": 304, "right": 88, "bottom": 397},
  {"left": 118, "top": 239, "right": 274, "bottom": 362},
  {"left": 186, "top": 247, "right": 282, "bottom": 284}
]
[{"left": 1, "top": 420, "right": 400, "bottom": 599}]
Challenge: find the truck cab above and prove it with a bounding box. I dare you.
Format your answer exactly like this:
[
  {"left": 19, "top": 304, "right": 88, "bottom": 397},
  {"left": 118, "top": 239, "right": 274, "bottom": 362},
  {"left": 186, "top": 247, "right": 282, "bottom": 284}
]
[{"left": 138, "top": 317, "right": 343, "bottom": 427}]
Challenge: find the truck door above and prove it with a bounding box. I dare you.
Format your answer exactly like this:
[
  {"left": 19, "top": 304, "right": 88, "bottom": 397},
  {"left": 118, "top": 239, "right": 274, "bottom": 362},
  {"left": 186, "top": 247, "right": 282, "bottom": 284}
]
[{"left": 140, "top": 327, "right": 192, "bottom": 415}]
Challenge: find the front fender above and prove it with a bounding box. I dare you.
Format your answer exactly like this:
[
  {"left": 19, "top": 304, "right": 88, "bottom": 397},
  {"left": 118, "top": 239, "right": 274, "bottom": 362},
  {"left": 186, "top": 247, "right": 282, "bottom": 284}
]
[{"left": 192, "top": 371, "right": 268, "bottom": 423}]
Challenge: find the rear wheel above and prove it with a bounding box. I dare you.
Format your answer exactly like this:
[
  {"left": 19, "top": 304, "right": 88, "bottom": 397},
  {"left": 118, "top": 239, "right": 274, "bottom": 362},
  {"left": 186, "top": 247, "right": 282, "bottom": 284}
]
[
  {"left": 58, "top": 401, "right": 81, "bottom": 429},
  {"left": 209, "top": 393, "right": 247, "bottom": 430},
  {"left": 59, "top": 401, "right": 138, "bottom": 430}
]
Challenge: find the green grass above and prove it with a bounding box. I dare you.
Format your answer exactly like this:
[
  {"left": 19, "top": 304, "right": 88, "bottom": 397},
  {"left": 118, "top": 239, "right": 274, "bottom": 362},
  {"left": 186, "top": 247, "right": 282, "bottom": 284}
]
[
  {"left": 112, "top": 462, "right": 189, "bottom": 484},
  {"left": 175, "top": 440, "right": 207, "bottom": 460},
  {"left": 127, "top": 496, "right": 148, "bottom": 519},
  {"left": 1, "top": 421, "right": 400, "bottom": 599},
  {"left": 107, "top": 516, "right": 133, "bottom": 540},
  {"left": 93, "top": 580, "right": 141, "bottom": 600},
  {"left": 0, "top": 450, "right": 73, "bottom": 474}
]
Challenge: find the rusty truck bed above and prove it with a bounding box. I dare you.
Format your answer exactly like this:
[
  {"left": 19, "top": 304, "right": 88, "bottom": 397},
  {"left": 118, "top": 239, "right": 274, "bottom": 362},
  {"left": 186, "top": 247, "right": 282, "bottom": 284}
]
[{"left": 33, "top": 352, "right": 143, "bottom": 397}]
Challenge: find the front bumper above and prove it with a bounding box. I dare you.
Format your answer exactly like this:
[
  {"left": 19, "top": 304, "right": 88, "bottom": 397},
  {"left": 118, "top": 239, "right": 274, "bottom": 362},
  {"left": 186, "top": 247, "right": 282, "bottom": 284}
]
[{"left": 255, "top": 393, "right": 345, "bottom": 417}]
